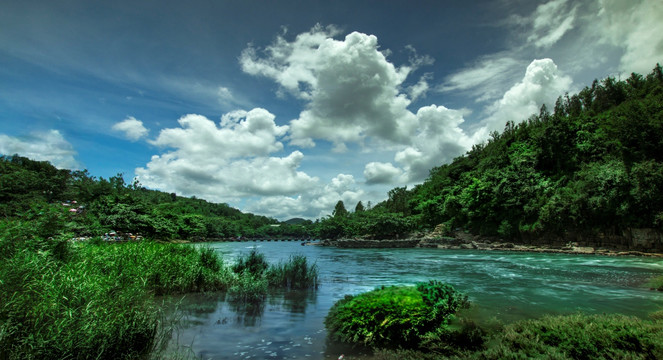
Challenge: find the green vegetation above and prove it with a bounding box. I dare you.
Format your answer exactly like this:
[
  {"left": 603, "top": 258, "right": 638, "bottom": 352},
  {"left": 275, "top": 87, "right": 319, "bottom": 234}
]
[
  {"left": 0, "top": 154, "right": 311, "bottom": 241},
  {"left": 266, "top": 254, "right": 319, "bottom": 290},
  {"left": 372, "top": 314, "right": 663, "bottom": 360},
  {"left": 326, "top": 280, "right": 663, "bottom": 359},
  {"left": 312, "top": 65, "right": 663, "bottom": 243},
  {"left": 231, "top": 248, "right": 269, "bottom": 277},
  {"left": 472, "top": 313, "right": 663, "bottom": 359},
  {"left": 228, "top": 249, "right": 319, "bottom": 302},
  {"left": 647, "top": 275, "right": 663, "bottom": 291},
  {"left": 0, "top": 202, "right": 317, "bottom": 359},
  {"left": 0, "top": 212, "right": 230, "bottom": 359},
  {"left": 325, "top": 281, "right": 469, "bottom": 349}
]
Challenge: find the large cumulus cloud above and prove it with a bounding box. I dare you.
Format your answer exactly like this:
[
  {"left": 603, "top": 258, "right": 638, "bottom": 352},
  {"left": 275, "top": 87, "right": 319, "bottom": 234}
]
[
  {"left": 241, "top": 25, "right": 419, "bottom": 150},
  {"left": 134, "top": 109, "right": 318, "bottom": 203},
  {"left": 479, "top": 58, "right": 572, "bottom": 135},
  {"left": 364, "top": 105, "right": 473, "bottom": 184}
]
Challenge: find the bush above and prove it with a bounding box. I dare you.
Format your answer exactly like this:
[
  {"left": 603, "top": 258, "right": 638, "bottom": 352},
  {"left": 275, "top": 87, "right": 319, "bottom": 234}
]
[
  {"left": 325, "top": 281, "right": 469, "bottom": 349},
  {"left": 265, "top": 254, "right": 318, "bottom": 289}
]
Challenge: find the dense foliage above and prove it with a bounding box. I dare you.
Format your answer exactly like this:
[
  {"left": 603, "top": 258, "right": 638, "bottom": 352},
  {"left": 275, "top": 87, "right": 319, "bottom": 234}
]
[
  {"left": 0, "top": 155, "right": 313, "bottom": 240},
  {"left": 314, "top": 65, "right": 663, "bottom": 241},
  {"left": 325, "top": 281, "right": 469, "bottom": 349}
]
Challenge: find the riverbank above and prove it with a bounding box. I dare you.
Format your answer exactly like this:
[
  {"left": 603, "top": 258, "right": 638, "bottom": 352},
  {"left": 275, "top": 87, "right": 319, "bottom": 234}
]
[{"left": 322, "top": 231, "right": 663, "bottom": 258}]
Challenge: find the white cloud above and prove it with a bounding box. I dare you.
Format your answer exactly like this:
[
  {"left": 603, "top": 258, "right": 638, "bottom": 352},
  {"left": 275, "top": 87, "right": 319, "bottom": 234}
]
[
  {"left": 361, "top": 104, "right": 474, "bottom": 185},
  {"left": 217, "top": 86, "right": 234, "bottom": 104},
  {"left": 241, "top": 26, "right": 419, "bottom": 149},
  {"left": 0, "top": 130, "right": 79, "bottom": 169},
  {"left": 596, "top": 0, "right": 663, "bottom": 75},
  {"left": 112, "top": 116, "right": 149, "bottom": 141},
  {"left": 135, "top": 109, "right": 317, "bottom": 202},
  {"left": 364, "top": 162, "right": 403, "bottom": 184},
  {"left": 479, "top": 58, "right": 572, "bottom": 134},
  {"left": 527, "top": 0, "right": 577, "bottom": 48},
  {"left": 244, "top": 173, "right": 366, "bottom": 219},
  {"left": 393, "top": 105, "right": 473, "bottom": 182},
  {"left": 150, "top": 109, "right": 288, "bottom": 158},
  {"left": 408, "top": 74, "right": 431, "bottom": 101}
]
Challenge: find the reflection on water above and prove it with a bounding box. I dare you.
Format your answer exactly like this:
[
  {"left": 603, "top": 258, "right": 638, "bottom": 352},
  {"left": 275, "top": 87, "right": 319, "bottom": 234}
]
[{"left": 164, "top": 242, "right": 663, "bottom": 359}]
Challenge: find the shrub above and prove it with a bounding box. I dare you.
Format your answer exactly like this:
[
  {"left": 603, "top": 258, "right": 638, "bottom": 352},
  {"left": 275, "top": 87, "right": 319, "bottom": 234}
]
[{"left": 325, "top": 281, "right": 469, "bottom": 349}]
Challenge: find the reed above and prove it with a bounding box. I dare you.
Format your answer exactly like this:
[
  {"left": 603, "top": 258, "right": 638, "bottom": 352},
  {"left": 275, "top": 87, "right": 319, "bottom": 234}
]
[{"left": 265, "top": 254, "right": 319, "bottom": 289}]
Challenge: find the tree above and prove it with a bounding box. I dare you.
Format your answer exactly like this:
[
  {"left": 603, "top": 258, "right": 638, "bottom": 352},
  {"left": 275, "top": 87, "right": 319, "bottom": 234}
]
[
  {"left": 333, "top": 200, "right": 348, "bottom": 218},
  {"left": 354, "top": 201, "right": 365, "bottom": 213}
]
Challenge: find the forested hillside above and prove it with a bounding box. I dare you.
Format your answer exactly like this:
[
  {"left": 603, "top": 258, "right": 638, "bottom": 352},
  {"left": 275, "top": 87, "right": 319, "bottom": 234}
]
[
  {"left": 316, "top": 65, "right": 663, "bottom": 243},
  {"left": 0, "top": 156, "right": 311, "bottom": 240},
  {"left": 3, "top": 65, "right": 663, "bottom": 244}
]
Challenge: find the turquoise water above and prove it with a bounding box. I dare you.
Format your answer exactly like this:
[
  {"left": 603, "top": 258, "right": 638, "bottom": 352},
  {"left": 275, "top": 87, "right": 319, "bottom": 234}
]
[{"left": 165, "top": 242, "right": 663, "bottom": 359}]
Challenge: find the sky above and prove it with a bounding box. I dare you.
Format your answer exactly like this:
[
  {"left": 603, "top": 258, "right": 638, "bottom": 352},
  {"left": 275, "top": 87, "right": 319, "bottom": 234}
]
[{"left": 1, "top": 0, "right": 662, "bottom": 220}]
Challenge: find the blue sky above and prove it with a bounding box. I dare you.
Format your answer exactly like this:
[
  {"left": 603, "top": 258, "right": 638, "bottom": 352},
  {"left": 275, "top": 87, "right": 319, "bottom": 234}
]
[{"left": 1, "top": 0, "right": 662, "bottom": 220}]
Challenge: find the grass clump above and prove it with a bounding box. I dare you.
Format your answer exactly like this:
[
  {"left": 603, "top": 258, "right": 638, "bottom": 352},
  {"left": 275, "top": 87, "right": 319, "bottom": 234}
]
[
  {"left": 325, "top": 280, "right": 469, "bottom": 349},
  {"left": 228, "top": 250, "right": 319, "bottom": 301},
  {"left": 266, "top": 254, "right": 319, "bottom": 289},
  {"left": 231, "top": 248, "right": 269, "bottom": 276}
]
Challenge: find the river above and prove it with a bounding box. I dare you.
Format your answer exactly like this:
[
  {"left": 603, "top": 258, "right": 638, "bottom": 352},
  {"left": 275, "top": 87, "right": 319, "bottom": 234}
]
[{"left": 163, "top": 241, "right": 663, "bottom": 359}]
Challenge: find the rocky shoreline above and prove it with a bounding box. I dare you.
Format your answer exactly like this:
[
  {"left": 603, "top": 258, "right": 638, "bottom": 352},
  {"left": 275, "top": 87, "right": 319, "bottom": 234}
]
[{"left": 322, "top": 226, "right": 663, "bottom": 257}]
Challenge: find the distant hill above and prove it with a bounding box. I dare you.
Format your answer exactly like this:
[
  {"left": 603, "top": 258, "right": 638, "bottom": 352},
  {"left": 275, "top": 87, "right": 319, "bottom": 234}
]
[{"left": 283, "top": 218, "right": 308, "bottom": 225}]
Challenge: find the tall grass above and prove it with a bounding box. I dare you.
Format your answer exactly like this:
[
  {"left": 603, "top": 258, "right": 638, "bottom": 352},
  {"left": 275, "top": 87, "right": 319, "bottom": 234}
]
[
  {"left": 231, "top": 247, "right": 269, "bottom": 276},
  {"left": 1, "top": 209, "right": 320, "bottom": 359},
  {"left": 228, "top": 250, "right": 318, "bottom": 302},
  {"left": 0, "top": 219, "right": 232, "bottom": 359},
  {"left": 266, "top": 254, "right": 319, "bottom": 290}
]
